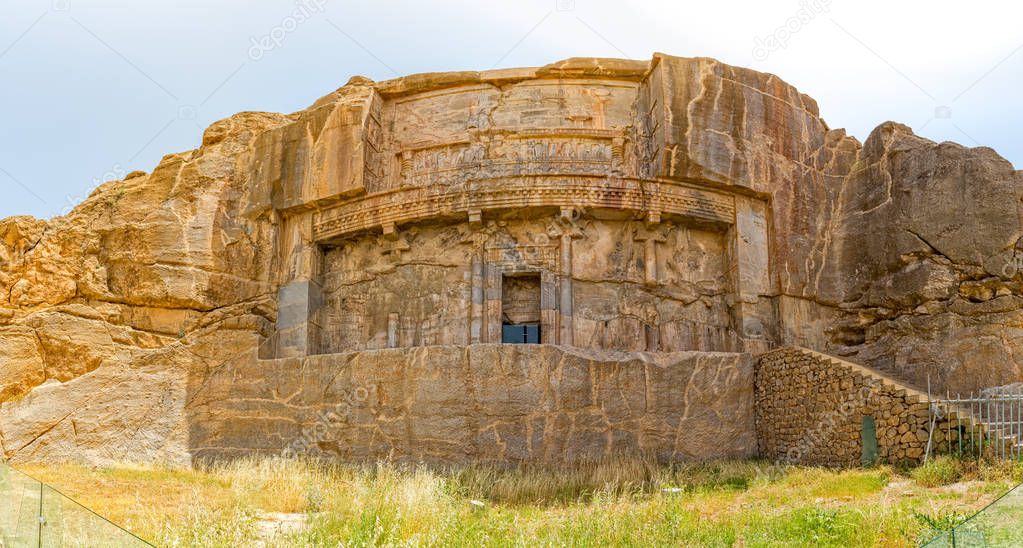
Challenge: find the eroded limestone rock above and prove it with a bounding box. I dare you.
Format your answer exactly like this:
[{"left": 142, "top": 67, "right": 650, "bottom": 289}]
[{"left": 0, "top": 53, "right": 1019, "bottom": 466}]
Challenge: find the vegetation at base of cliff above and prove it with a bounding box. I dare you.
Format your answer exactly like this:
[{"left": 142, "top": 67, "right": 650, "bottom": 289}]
[
  {"left": 911, "top": 456, "right": 966, "bottom": 487},
  {"left": 16, "top": 456, "right": 1021, "bottom": 547}
]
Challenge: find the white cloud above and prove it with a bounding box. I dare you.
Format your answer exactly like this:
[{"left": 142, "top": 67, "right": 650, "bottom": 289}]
[{"left": 0, "top": 0, "right": 1019, "bottom": 218}]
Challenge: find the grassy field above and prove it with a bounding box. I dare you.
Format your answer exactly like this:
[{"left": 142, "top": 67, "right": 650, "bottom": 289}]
[{"left": 17, "top": 456, "right": 1023, "bottom": 547}]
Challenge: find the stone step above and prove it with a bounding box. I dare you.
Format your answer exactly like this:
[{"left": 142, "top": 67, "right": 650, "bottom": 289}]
[{"left": 789, "top": 347, "right": 1023, "bottom": 458}]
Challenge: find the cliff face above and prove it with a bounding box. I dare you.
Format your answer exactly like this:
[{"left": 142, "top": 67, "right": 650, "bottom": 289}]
[
  {"left": 824, "top": 124, "right": 1023, "bottom": 392},
  {"left": 0, "top": 53, "right": 1019, "bottom": 465},
  {"left": 0, "top": 113, "right": 288, "bottom": 463}
]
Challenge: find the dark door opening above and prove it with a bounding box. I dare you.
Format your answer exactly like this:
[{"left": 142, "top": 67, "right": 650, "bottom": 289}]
[{"left": 501, "top": 272, "right": 541, "bottom": 344}]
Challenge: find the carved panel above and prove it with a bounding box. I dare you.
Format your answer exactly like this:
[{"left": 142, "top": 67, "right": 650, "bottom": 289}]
[
  {"left": 320, "top": 224, "right": 471, "bottom": 353},
  {"left": 312, "top": 178, "right": 735, "bottom": 242},
  {"left": 397, "top": 129, "right": 617, "bottom": 189},
  {"left": 484, "top": 244, "right": 560, "bottom": 272},
  {"left": 571, "top": 220, "right": 736, "bottom": 352}
]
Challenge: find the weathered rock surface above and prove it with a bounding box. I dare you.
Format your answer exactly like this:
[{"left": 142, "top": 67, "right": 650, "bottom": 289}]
[
  {"left": 190, "top": 345, "right": 756, "bottom": 463},
  {"left": 0, "top": 113, "right": 285, "bottom": 464},
  {"left": 815, "top": 123, "right": 1023, "bottom": 393},
  {"left": 0, "top": 53, "right": 1019, "bottom": 466}
]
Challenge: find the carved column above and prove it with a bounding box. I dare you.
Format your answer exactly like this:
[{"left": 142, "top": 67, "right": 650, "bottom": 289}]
[
  {"left": 470, "top": 252, "right": 484, "bottom": 343},
  {"left": 559, "top": 235, "right": 573, "bottom": 345},
  {"left": 485, "top": 260, "right": 503, "bottom": 342},
  {"left": 387, "top": 313, "right": 399, "bottom": 348},
  {"left": 540, "top": 271, "right": 558, "bottom": 344},
  {"left": 274, "top": 212, "right": 324, "bottom": 358},
  {"left": 460, "top": 215, "right": 489, "bottom": 344}
]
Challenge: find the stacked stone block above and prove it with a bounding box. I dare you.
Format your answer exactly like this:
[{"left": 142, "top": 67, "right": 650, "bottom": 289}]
[{"left": 755, "top": 347, "right": 965, "bottom": 466}]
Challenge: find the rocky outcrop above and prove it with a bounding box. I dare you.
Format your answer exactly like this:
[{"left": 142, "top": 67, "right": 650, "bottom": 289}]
[
  {"left": 0, "top": 53, "right": 1019, "bottom": 466},
  {"left": 817, "top": 123, "right": 1023, "bottom": 394},
  {"left": 0, "top": 113, "right": 288, "bottom": 464}
]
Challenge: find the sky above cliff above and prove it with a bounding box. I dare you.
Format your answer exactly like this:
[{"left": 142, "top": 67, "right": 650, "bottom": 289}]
[{"left": 1, "top": 0, "right": 1020, "bottom": 219}]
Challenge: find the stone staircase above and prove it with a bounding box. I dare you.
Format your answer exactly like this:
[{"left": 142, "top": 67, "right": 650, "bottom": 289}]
[{"left": 791, "top": 347, "right": 1023, "bottom": 459}]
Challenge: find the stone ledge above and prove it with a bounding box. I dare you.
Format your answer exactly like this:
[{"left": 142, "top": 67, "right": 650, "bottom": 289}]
[{"left": 312, "top": 177, "right": 736, "bottom": 242}]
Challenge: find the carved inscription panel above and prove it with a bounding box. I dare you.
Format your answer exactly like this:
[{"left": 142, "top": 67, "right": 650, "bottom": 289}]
[
  {"left": 369, "top": 80, "right": 640, "bottom": 193},
  {"left": 402, "top": 136, "right": 614, "bottom": 187}
]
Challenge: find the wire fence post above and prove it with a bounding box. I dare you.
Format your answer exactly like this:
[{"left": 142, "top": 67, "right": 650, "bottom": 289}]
[{"left": 929, "top": 392, "right": 1023, "bottom": 462}]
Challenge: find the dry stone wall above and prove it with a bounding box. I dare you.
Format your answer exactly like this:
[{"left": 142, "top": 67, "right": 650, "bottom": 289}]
[{"left": 755, "top": 347, "right": 963, "bottom": 466}]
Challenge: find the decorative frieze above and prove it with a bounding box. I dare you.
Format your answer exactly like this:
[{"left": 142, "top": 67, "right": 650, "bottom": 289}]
[{"left": 312, "top": 177, "right": 735, "bottom": 242}]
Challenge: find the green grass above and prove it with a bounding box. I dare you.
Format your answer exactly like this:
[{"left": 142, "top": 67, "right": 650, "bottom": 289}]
[
  {"left": 911, "top": 456, "right": 965, "bottom": 487},
  {"left": 16, "top": 456, "right": 1020, "bottom": 547}
]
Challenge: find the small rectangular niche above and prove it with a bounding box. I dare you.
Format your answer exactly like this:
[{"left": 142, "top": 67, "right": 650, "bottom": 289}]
[{"left": 501, "top": 272, "right": 541, "bottom": 344}]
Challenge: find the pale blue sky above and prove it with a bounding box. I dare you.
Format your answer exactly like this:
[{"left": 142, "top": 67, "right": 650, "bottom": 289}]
[{"left": 2, "top": 0, "right": 1020, "bottom": 219}]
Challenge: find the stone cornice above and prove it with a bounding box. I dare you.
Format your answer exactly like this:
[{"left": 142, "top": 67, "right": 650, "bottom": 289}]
[{"left": 312, "top": 176, "right": 736, "bottom": 242}]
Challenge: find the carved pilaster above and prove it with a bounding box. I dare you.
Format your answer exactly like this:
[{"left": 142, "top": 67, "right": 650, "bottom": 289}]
[
  {"left": 399, "top": 150, "right": 414, "bottom": 184},
  {"left": 379, "top": 232, "right": 411, "bottom": 263},
  {"left": 470, "top": 253, "right": 484, "bottom": 343},
  {"left": 633, "top": 212, "right": 667, "bottom": 286},
  {"left": 731, "top": 196, "right": 775, "bottom": 349},
  {"left": 550, "top": 207, "right": 584, "bottom": 346},
  {"left": 611, "top": 135, "right": 626, "bottom": 174},
  {"left": 275, "top": 212, "right": 324, "bottom": 358},
  {"left": 458, "top": 223, "right": 493, "bottom": 343},
  {"left": 485, "top": 261, "right": 503, "bottom": 343},
  {"left": 387, "top": 313, "right": 399, "bottom": 348}
]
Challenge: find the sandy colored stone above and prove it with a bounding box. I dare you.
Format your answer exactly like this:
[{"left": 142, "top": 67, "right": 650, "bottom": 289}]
[
  {"left": 0, "top": 53, "right": 1020, "bottom": 466},
  {"left": 190, "top": 345, "right": 756, "bottom": 464}
]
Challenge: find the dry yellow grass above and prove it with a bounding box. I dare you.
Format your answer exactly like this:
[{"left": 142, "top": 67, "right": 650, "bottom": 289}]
[{"left": 16, "top": 457, "right": 1019, "bottom": 547}]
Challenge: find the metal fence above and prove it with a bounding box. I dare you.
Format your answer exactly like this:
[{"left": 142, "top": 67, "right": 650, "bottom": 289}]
[
  {"left": 927, "top": 391, "right": 1023, "bottom": 461},
  {"left": 0, "top": 460, "right": 151, "bottom": 547}
]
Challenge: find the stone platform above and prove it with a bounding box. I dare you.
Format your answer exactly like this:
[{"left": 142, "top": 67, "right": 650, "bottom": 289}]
[{"left": 189, "top": 345, "right": 756, "bottom": 464}]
